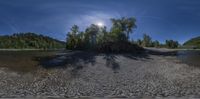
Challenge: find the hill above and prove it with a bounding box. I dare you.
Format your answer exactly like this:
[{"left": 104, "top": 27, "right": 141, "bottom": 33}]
[
  {"left": 0, "top": 33, "right": 65, "bottom": 49},
  {"left": 183, "top": 36, "right": 200, "bottom": 49}
]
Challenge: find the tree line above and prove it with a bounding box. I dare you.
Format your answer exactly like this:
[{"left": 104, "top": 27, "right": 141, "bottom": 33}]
[
  {"left": 183, "top": 36, "right": 200, "bottom": 49},
  {"left": 66, "top": 17, "right": 179, "bottom": 52},
  {"left": 0, "top": 33, "right": 65, "bottom": 49},
  {"left": 66, "top": 17, "right": 144, "bottom": 53},
  {"left": 134, "top": 34, "right": 179, "bottom": 49}
]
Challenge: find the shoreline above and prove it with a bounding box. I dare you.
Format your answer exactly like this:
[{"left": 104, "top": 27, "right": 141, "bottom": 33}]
[
  {"left": 145, "top": 47, "right": 200, "bottom": 52},
  {"left": 0, "top": 49, "right": 65, "bottom": 51}
]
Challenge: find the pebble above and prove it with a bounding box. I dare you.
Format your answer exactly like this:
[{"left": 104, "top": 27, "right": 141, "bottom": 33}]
[{"left": 0, "top": 53, "right": 200, "bottom": 98}]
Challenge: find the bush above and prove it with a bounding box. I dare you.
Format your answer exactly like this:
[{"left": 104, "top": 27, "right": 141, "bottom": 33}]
[{"left": 165, "top": 40, "right": 179, "bottom": 49}]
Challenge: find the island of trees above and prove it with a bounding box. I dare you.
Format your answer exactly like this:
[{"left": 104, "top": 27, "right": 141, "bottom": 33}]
[
  {"left": 66, "top": 17, "right": 180, "bottom": 53},
  {"left": 66, "top": 17, "right": 143, "bottom": 53}
]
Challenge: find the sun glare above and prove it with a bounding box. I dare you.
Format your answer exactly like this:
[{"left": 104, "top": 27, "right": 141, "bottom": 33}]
[{"left": 96, "top": 22, "right": 104, "bottom": 27}]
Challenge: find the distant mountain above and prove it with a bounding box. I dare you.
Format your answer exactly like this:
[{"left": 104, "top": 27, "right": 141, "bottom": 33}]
[
  {"left": 0, "top": 33, "right": 65, "bottom": 49},
  {"left": 183, "top": 36, "right": 200, "bottom": 49}
]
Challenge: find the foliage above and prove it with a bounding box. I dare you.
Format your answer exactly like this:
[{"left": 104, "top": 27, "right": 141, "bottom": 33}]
[
  {"left": 66, "top": 25, "right": 81, "bottom": 49},
  {"left": 0, "top": 33, "right": 65, "bottom": 49},
  {"left": 183, "top": 36, "right": 200, "bottom": 49},
  {"left": 152, "top": 40, "right": 160, "bottom": 48},
  {"left": 66, "top": 17, "right": 142, "bottom": 53},
  {"left": 165, "top": 40, "right": 179, "bottom": 49},
  {"left": 135, "top": 39, "right": 142, "bottom": 46},
  {"left": 136, "top": 34, "right": 179, "bottom": 48},
  {"left": 66, "top": 17, "right": 182, "bottom": 51},
  {"left": 136, "top": 34, "right": 160, "bottom": 47},
  {"left": 141, "top": 34, "right": 152, "bottom": 47},
  {"left": 110, "top": 17, "right": 137, "bottom": 41}
]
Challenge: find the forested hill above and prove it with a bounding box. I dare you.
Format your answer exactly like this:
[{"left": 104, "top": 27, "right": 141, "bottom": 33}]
[
  {"left": 183, "top": 36, "right": 200, "bottom": 49},
  {"left": 0, "top": 33, "right": 65, "bottom": 49}
]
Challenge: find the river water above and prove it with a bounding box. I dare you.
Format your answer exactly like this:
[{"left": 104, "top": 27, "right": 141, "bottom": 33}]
[
  {"left": 177, "top": 50, "right": 200, "bottom": 66},
  {"left": 0, "top": 50, "right": 63, "bottom": 72}
]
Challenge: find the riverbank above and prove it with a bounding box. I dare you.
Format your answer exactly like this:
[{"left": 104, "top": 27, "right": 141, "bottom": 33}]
[
  {"left": 0, "top": 49, "right": 65, "bottom": 51},
  {"left": 145, "top": 47, "right": 200, "bottom": 52},
  {"left": 0, "top": 49, "right": 200, "bottom": 98}
]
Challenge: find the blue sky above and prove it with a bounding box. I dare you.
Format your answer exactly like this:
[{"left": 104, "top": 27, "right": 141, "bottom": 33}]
[{"left": 0, "top": 0, "right": 200, "bottom": 44}]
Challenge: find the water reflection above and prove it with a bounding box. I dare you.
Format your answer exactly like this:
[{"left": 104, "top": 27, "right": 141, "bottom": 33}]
[
  {"left": 0, "top": 50, "right": 62, "bottom": 72},
  {"left": 177, "top": 50, "right": 200, "bottom": 66}
]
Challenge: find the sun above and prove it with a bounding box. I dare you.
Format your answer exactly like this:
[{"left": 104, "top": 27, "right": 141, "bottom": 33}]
[{"left": 96, "top": 22, "right": 104, "bottom": 27}]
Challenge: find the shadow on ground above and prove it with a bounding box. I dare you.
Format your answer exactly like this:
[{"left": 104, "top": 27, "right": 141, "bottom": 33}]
[{"left": 34, "top": 49, "right": 177, "bottom": 74}]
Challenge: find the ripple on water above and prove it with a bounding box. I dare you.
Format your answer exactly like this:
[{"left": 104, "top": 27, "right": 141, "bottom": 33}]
[{"left": 177, "top": 50, "right": 200, "bottom": 67}]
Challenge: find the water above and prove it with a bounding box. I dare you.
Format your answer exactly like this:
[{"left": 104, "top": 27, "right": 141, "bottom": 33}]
[
  {"left": 177, "top": 50, "right": 200, "bottom": 66},
  {"left": 0, "top": 50, "right": 63, "bottom": 72}
]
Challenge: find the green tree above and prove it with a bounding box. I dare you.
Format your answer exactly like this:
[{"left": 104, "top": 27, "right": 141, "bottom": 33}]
[
  {"left": 142, "top": 34, "right": 152, "bottom": 47},
  {"left": 97, "top": 26, "right": 109, "bottom": 43},
  {"left": 165, "top": 40, "right": 179, "bottom": 48},
  {"left": 0, "top": 33, "right": 65, "bottom": 49},
  {"left": 85, "top": 24, "right": 100, "bottom": 47},
  {"left": 136, "top": 39, "right": 142, "bottom": 46},
  {"left": 66, "top": 25, "right": 80, "bottom": 49},
  {"left": 65, "top": 17, "right": 142, "bottom": 52},
  {"left": 110, "top": 17, "right": 137, "bottom": 41},
  {"left": 152, "top": 40, "right": 160, "bottom": 48}
]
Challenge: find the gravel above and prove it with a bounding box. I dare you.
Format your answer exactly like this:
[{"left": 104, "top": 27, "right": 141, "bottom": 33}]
[{"left": 1, "top": 51, "right": 200, "bottom": 98}]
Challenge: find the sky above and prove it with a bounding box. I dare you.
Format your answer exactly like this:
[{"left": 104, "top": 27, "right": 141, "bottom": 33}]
[{"left": 0, "top": 0, "right": 200, "bottom": 44}]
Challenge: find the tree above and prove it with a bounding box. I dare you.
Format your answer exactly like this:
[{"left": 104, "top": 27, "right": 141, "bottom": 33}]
[
  {"left": 124, "top": 17, "right": 137, "bottom": 39},
  {"left": 97, "top": 26, "right": 109, "bottom": 43},
  {"left": 85, "top": 24, "right": 100, "bottom": 46},
  {"left": 142, "top": 34, "right": 152, "bottom": 47},
  {"left": 136, "top": 39, "right": 142, "bottom": 46},
  {"left": 66, "top": 25, "right": 80, "bottom": 49},
  {"left": 65, "top": 17, "right": 143, "bottom": 52},
  {"left": 110, "top": 17, "right": 137, "bottom": 41},
  {"left": 152, "top": 40, "right": 160, "bottom": 48},
  {"left": 165, "top": 40, "right": 179, "bottom": 48}
]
